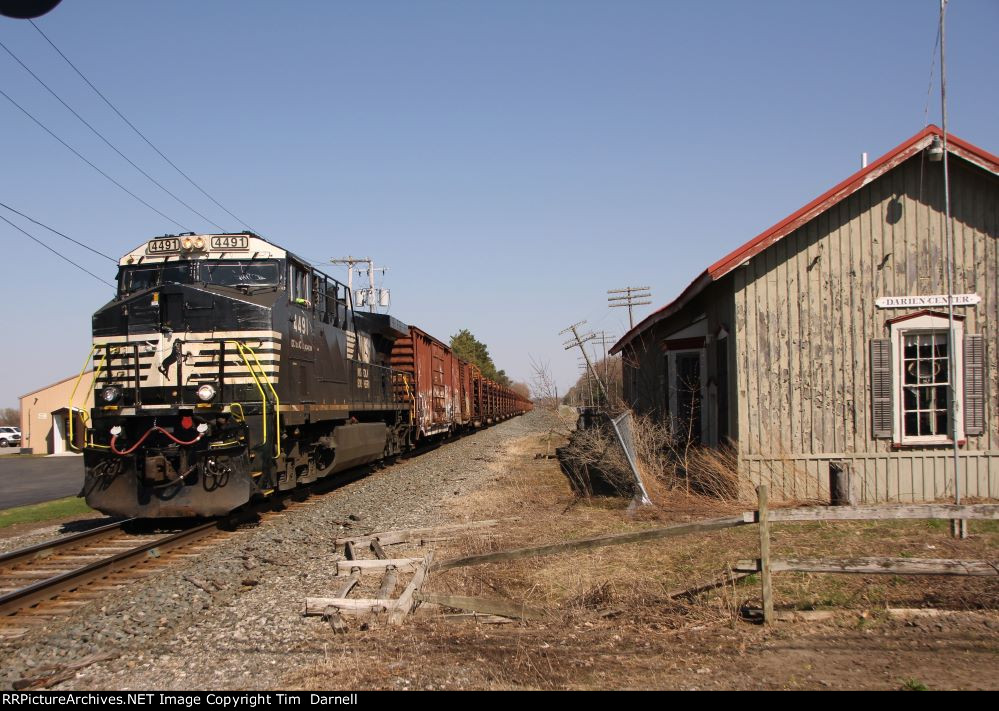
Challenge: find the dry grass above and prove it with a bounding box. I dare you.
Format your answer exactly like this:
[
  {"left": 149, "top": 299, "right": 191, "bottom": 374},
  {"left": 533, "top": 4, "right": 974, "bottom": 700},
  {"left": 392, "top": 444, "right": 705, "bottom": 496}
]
[{"left": 286, "top": 427, "right": 999, "bottom": 690}]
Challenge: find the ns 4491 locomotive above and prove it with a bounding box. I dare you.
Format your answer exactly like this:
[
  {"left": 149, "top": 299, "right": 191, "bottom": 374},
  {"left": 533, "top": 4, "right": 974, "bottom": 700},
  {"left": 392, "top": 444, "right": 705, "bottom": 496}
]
[{"left": 72, "top": 233, "right": 530, "bottom": 518}]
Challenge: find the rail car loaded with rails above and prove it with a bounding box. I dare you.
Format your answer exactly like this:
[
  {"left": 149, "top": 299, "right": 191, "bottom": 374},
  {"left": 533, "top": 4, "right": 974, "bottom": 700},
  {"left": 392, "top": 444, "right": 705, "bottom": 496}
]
[{"left": 73, "top": 233, "right": 531, "bottom": 518}]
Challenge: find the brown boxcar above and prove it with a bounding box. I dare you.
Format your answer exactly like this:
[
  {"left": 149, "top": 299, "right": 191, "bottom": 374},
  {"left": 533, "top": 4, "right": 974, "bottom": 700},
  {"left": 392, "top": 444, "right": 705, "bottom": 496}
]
[
  {"left": 390, "top": 326, "right": 462, "bottom": 439},
  {"left": 392, "top": 325, "right": 533, "bottom": 437}
]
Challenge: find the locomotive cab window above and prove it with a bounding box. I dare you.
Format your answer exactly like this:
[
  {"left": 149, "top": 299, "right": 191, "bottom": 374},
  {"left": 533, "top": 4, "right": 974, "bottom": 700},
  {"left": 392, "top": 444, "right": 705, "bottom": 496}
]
[{"left": 288, "top": 261, "right": 311, "bottom": 306}]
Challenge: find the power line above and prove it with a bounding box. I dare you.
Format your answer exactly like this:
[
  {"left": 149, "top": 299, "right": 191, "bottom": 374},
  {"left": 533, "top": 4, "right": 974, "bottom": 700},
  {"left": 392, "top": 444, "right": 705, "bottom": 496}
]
[
  {"left": 0, "top": 37, "right": 225, "bottom": 232},
  {"left": 0, "top": 200, "right": 115, "bottom": 261},
  {"left": 0, "top": 212, "right": 115, "bottom": 289},
  {"left": 0, "top": 85, "right": 191, "bottom": 231},
  {"left": 30, "top": 19, "right": 260, "bottom": 235}
]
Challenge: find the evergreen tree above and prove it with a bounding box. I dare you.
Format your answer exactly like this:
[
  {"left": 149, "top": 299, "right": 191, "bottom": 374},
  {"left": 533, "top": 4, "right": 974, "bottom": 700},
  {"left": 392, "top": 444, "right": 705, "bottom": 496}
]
[{"left": 449, "top": 329, "right": 511, "bottom": 386}]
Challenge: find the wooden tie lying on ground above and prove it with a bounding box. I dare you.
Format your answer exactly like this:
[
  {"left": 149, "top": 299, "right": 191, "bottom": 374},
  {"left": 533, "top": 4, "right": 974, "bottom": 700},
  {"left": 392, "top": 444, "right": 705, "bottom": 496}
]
[{"left": 308, "top": 518, "right": 518, "bottom": 630}]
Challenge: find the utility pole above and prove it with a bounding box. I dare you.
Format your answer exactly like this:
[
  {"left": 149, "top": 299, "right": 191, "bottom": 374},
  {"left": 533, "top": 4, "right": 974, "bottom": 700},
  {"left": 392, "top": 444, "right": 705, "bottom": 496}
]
[
  {"left": 576, "top": 357, "right": 591, "bottom": 407},
  {"left": 608, "top": 286, "right": 652, "bottom": 329},
  {"left": 596, "top": 331, "right": 617, "bottom": 404},
  {"left": 330, "top": 256, "right": 390, "bottom": 313},
  {"left": 561, "top": 320, "right": 609, "bottom": 407}
]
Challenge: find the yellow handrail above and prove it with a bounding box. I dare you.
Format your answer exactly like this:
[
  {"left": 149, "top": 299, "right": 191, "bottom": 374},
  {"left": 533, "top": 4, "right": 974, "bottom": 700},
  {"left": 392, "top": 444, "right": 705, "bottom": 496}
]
[
  {"left": 225, "top": 340, "right": 281, "bottom": 459},
  {"left": 243, "top": 341, "right": 281, "bottom": 458},
  {"left": 68, "top": 344, "right": 113, "bottom": 451}
]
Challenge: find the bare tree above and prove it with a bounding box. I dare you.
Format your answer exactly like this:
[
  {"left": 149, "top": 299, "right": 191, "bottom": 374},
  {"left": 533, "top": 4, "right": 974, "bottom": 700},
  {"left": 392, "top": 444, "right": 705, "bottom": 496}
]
[
  {"left": 561, "top": 355, "right": 624, "bottom": 411},
  {"left": 0, "top": 408, "right": 18, "bottom": 427},
  {"left": 529, "top": 355, "right": 576, "bottom": 456}
]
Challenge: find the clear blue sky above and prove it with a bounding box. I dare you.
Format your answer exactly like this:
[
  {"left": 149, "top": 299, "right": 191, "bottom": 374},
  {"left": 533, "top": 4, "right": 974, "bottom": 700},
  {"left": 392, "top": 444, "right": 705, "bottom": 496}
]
[{"left": 1, "top": 1, "right": 997, "bottom": 406}]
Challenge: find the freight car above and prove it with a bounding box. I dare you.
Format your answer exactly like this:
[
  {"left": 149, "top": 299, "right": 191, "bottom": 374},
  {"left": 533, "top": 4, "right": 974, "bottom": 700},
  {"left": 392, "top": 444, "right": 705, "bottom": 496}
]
[{"left": 73, "top": 233, "right": 531, "bottom": 518}]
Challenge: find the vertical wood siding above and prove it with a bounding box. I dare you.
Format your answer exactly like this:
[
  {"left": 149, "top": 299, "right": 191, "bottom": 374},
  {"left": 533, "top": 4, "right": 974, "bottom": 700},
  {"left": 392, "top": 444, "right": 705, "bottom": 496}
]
[{"left": 734, "top": 156, "right": 998, "bottom": 501}]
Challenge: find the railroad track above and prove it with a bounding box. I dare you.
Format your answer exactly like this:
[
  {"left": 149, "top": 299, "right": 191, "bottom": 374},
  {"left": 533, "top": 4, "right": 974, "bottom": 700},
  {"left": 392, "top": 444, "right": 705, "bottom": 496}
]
[
  {"left": 0, "top": 425, "right": 486, "bottom": 641},
  {"left": 0, "top": 457, "right": 393, "bottom": 640},
  {"left": 0, "top": 518, "right": 228, "bottom": 639}
]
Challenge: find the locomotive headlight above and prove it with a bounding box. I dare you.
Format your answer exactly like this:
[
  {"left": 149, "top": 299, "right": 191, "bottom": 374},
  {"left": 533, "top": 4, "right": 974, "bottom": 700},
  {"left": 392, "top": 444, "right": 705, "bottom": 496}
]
[
  {"left": 196, "top": 384, "right": 217, "bottom": 402},
  {"left": 101, "top": 385, "right": 121, "bottom": 403},
  {"left": 194, "top": 237, "right": 205, "bottom": 250}
]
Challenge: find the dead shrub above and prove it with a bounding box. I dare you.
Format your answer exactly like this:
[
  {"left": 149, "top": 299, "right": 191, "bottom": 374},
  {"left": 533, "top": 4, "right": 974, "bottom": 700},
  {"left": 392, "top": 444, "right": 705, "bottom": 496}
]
[
  {"left": 629, "top": 413, "right": 752, "bottom": 504},
  {"left": 556, "top": 425, "right": 636, "bottom": 499},
  {"left": 566, "top": 581, "right": 614, "bottom": 610}
]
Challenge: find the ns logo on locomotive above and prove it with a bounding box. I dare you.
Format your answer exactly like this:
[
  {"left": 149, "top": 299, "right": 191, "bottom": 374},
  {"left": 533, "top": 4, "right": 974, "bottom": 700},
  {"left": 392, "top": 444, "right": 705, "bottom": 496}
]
[{"left": 75, "top": 233, "right": 530, "bottom": 518}]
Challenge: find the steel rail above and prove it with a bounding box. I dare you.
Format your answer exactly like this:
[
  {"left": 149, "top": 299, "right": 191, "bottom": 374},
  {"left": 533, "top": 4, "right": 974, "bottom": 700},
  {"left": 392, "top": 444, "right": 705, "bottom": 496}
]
[
  {"left": 0, "top": 518, "right": 134, "bottom": 569},
  {"left": 0, "top": 520, "right": 218, "bottom": 617}
]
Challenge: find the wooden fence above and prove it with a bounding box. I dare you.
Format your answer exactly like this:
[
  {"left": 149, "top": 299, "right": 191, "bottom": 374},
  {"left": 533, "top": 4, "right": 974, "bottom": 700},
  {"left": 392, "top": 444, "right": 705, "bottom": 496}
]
[
  {"left": 311, "top": 497, "right": 997, "bottom": 626},
  {"left": 739, "top": 486, "right": 998, "bottom": 624}
]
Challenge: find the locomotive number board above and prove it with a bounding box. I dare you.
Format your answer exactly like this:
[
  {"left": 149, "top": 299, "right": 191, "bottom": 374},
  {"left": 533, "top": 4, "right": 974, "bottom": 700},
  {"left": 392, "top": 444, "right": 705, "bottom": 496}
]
[
  {"left": 147, "top": 237, "right": 180, "bottom": 254},
  {"left": 210, "top": 235, "right": 249, "bottom": 250}
]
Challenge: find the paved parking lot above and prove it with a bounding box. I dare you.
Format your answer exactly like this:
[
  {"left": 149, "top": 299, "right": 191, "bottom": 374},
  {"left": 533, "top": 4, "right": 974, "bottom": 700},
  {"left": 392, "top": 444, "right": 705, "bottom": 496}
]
[{"left": 0, "top": 454, "right": 84, "bottom": 509}]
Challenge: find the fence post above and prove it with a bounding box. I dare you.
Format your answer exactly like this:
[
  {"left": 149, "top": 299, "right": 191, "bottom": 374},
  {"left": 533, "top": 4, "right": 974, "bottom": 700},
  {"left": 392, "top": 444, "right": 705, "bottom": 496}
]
[
  {"left": 829, "top": 461, "right": 856, "bottom": 506},
  {"left": 757, "top": 484, "right": 773, "bottom": 625}
]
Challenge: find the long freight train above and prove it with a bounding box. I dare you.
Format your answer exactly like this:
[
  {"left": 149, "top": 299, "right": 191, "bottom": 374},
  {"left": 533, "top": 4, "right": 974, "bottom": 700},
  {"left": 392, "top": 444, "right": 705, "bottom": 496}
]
[{"left": 74, "top": 233, "right": 531, "bottom": 518}]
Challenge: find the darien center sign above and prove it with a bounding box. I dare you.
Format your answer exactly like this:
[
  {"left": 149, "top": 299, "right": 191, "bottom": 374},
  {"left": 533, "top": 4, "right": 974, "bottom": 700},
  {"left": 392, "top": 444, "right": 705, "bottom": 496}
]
[{"left": 875, "top": 293, "right": 981, "bottom": 309}]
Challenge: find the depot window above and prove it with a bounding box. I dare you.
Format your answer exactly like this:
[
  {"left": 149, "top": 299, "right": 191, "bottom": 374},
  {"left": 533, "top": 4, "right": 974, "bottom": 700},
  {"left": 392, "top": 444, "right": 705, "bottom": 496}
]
[{"left": 870, "top": 311, "right": 985, "bottom": 445}]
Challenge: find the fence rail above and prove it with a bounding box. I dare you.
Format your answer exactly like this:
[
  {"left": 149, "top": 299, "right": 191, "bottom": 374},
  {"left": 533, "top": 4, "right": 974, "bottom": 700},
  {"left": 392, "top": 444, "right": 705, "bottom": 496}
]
[
  {"left": 749, "top": 486, "right": 996, "bottom": 624},
  {"left": 743, "top": 503, "right": 999, "bottom": 523},
  {"left": 734, "top": 557, "right": 998, "bottom": 577}
]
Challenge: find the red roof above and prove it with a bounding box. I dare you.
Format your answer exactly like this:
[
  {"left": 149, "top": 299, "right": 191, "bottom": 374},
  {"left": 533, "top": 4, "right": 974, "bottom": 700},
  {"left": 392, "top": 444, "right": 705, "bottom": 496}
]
[{"left": 611, "top": 125, "right": 999, "bottom": 354}]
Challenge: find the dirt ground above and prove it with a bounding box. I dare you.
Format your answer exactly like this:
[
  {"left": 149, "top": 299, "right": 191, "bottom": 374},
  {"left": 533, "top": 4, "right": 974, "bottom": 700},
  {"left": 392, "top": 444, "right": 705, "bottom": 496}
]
[{"left": 290, "top": 427, "right": 999, "bottom": 691}]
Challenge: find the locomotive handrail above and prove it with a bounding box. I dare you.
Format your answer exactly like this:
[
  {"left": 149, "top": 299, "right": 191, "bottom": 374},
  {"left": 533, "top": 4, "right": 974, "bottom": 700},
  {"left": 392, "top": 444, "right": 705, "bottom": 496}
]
[
  {"left": 225, "top": 341, "right": 272, "bottom": 456},
  {"left": 225, "top": 340, "right": 281, "bottom": 459},
  {"left": 68, "top": 343, "right": 113, "bottom": 452}
]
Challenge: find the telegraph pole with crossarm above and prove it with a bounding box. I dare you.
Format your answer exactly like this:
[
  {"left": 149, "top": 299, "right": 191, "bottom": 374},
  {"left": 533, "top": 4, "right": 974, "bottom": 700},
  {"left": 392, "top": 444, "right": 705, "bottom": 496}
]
[{"left": 608, "top": 286, "right": 651, "bottom": 329}]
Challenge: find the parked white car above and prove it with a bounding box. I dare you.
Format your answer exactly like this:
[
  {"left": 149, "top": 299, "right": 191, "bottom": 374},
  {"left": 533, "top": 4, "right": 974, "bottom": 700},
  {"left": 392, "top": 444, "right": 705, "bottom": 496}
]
[{"left": 0, "top": 426, "right": 21, "bottom": 447}]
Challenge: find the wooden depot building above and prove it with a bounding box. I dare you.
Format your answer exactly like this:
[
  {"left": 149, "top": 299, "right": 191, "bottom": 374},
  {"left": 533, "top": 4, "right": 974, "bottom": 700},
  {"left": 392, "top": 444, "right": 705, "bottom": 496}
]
[{"left": 611, "top": 125, "right": 997, "bottom": 502}]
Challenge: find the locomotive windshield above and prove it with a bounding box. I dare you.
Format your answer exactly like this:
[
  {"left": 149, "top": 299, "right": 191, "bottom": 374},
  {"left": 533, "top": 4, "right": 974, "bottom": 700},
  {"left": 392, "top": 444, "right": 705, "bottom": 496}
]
[
  {"left": 118, "top": 260, "right": 280, "bottom": 295},
  {"left": 121, "top": 263, "right": 194, "bottom": 293},
  {"left": 202, "top": 260, "right": 280, "bottom": 287}
]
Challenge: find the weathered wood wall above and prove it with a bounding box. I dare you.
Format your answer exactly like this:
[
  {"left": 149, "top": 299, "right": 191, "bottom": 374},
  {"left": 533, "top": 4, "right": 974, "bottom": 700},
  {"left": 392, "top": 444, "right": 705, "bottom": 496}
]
[{"left": 734, "top": 155, "right": 998, "bottom": 501}]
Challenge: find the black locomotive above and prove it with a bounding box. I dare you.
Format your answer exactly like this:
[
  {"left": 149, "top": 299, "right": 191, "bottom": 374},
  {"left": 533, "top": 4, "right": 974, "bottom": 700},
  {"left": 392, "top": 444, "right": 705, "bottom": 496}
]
[{"left": 77, "top": 233, "right": 528, "bottom": 518}]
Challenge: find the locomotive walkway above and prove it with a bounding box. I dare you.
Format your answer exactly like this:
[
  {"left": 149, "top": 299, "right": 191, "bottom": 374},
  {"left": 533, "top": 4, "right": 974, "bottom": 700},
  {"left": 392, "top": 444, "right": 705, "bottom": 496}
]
[{"left": 0, "top": 455, "right": 83, "bottom": 509}]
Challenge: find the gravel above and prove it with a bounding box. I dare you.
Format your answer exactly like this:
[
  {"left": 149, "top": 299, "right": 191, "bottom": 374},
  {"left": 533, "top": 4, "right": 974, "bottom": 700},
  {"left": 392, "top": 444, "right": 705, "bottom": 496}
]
[{"left": 0, "top": 412, "right": 544, "bottom": 690}]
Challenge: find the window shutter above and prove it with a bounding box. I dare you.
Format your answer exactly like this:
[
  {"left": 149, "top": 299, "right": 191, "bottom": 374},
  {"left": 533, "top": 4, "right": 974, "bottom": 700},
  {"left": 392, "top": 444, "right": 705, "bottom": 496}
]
[
  {"left": 870, "top": 339, "right": 893, "bottom": 439},
  {"left": 964, "top": 334, "right": 985, "bottom": 437}
]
